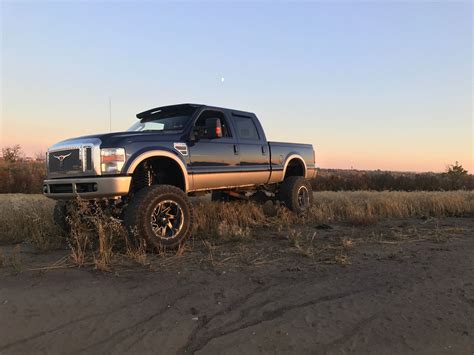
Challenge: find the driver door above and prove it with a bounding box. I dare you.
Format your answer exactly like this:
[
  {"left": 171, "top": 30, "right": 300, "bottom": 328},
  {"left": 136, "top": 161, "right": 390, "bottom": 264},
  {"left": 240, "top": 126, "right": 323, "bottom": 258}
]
[{"left": 187, "top": 109, "right": 240, "bottom": 190}]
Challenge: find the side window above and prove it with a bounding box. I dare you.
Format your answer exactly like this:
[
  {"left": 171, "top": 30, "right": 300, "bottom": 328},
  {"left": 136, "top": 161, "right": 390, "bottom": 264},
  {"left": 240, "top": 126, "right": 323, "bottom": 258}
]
[
  {"left": 233, "top": 115, "right": 260, "bottom": 141},
  {"left": 194, "top": 110, "right": 232, "bottom": 138}
]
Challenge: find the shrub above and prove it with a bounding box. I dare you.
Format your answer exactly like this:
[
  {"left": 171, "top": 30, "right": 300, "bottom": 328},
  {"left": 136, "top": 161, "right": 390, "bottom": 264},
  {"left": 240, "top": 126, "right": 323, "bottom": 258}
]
[
  {"left": 0, "top": 161, "right": 46, "bottom": 194},
  {"left": 311, "top": 168, "right": 473, "bottom": 192}
]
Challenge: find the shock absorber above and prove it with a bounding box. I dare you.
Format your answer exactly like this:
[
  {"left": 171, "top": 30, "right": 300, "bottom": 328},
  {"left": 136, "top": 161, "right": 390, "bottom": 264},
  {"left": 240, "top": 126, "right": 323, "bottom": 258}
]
[{"left": 132, "top": 161, "right": 154, "bottom": 191}]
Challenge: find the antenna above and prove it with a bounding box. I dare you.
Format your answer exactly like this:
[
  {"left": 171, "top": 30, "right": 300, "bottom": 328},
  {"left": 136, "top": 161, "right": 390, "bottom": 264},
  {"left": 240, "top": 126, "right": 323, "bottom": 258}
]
[{"left": 109, "top": 97, "right": 112, "bottom": 132}]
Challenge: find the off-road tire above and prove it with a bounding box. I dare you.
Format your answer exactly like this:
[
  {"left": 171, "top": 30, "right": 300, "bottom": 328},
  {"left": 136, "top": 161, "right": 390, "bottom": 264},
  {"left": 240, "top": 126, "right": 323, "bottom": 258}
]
[
  {"left": 278, "top": 176, "right": 313, "bottom": 214},
  {"left": 53, "top": 201, "right": 71, "bottom": 233},
  {"left": 123, "top": 185, "right": 194, "bottom": 249}
]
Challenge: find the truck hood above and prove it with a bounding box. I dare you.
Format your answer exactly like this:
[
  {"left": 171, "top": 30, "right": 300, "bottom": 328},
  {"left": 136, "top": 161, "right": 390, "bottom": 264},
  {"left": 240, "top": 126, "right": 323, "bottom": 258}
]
[{"left": 52, "top": 131, "right": 184, "bottom": 149}]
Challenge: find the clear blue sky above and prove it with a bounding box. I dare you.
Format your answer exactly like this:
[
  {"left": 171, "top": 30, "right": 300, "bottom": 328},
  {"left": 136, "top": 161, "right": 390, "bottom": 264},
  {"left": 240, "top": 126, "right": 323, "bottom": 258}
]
[{"left": 1, "top": 0, "right": 472, "bottom": 172}]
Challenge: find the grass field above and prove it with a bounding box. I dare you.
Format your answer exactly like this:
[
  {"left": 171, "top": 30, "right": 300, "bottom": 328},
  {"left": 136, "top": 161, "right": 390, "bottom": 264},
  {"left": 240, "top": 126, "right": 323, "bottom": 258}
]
[{"left": 1, "top": 191, "right": 472, "bottom": 247}]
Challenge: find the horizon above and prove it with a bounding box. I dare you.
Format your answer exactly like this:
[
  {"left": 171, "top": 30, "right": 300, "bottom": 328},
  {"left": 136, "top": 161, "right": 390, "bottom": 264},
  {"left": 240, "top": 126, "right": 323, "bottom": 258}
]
[{"left": 1, "top": 1, "right": 472, "bottom": 173}]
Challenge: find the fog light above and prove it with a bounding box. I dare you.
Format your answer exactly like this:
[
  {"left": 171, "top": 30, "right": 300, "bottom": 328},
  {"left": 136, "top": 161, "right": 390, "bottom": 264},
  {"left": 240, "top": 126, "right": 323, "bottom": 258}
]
[{"left": 43, "top": 185, "right": 48, "bottom": 194}]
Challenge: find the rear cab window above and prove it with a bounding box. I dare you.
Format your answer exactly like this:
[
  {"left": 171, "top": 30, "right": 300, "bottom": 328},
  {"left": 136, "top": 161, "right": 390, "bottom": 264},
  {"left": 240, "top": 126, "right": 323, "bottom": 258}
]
[{"left": 232, "top": 114, "right": 260, "bottom": 141}]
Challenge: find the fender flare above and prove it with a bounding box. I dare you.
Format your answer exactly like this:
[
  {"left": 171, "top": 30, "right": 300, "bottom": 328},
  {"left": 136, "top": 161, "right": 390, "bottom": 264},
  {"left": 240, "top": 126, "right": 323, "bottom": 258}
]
[
  {"left": 282, "top": 154, "right": 307, "bottom": 178},
  {"left": 125, "top": 150, "right": 189, "bottom": 192}
]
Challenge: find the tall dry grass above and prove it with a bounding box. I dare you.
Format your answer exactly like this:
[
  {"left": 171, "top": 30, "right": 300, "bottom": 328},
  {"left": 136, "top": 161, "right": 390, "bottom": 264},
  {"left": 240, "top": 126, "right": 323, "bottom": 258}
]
[
  {"left": 0, "top": 191, "right": 472, "bottom": 268},
  {"left": 310, "top": 191, "right": 474, "bottom": 225},
  {"left": 0, "top": 194, "right": 64, "bottom": 249},
  {"left": 194, "top": 191, "right": 474, "bottom": 233}
]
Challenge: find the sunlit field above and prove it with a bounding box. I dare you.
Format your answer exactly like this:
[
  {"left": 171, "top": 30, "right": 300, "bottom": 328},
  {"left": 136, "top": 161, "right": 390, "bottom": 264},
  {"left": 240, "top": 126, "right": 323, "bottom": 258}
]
[{"left": 1, "top": 191, "right": 472, "bottom": 247}]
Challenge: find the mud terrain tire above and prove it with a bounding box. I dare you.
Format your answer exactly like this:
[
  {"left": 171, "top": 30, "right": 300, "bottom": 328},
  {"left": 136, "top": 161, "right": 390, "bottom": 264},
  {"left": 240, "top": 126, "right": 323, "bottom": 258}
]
[
  {"left": 278, "top": 176, "right": 313, "bottom": 214},
  {"left": 124, "top": 185, "right": 193, "bottom": 249}
]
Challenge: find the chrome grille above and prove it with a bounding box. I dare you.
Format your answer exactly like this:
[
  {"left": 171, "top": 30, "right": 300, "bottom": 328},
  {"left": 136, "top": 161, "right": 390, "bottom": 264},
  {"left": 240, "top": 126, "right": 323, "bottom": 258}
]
[
  {"left": 48, "top": 149, "right": 82, "bottom": 173},
  {"left": 46, "top": 138, "right": 102, "bottom": 178}
]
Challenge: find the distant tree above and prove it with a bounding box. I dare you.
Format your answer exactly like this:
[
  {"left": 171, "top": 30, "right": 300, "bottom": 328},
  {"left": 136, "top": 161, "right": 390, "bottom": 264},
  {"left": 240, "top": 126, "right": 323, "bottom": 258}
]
[
  {"left": 445, "top": 161, "right": 468, "bottom": 176},
  {"left": 34, "top": 151, "right": 46, "bottom": 162},
  {"left": 442, "top": 162, "right": 469, "bottom": 190},
  {"left": 1, "top": 144, "right": 24, "bottom": 163}
]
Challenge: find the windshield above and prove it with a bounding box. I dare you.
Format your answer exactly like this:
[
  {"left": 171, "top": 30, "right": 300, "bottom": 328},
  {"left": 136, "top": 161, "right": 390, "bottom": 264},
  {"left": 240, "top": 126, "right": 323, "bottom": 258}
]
[{"left": 128, "top": 115, "right": 191, "bottom": 133}]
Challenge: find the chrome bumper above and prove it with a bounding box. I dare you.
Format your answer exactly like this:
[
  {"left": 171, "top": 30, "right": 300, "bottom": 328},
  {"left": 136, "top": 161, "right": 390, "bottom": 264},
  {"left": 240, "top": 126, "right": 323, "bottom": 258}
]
[{"left": 43, "top": 176, "right": 132, "bottom": 200}]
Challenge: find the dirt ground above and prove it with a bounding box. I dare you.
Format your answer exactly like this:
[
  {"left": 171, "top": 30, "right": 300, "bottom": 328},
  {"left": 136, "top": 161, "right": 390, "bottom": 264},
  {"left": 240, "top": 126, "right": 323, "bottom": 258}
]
[{"left": 0, "top": 217, "right": 473, "bottom": 354}]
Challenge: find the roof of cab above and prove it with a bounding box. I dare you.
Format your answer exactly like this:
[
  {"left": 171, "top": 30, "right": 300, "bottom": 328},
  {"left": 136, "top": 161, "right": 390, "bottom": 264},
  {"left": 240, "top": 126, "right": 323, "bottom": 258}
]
[{"left": 136, "top": 103, "right": 254, "bottom": 119}]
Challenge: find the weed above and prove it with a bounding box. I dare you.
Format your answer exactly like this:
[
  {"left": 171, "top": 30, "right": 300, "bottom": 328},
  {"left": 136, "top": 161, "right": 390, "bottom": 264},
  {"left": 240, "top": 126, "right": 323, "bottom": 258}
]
[
  {"left": 287, "top": 230, "right": 318, "bottom": 257},
  {"left": 217, "top": 221, "right": 250, "bottom": 240},
  {"left": 202, "top": 239, "right": 216, "bottom": 265},
  {"left": 126, "top": 237, "right": 149, "bottom": 265},
  {"left": 335, "top": 252, "right": 350, "bottom": 266},
  {"left": 342, "top": 237, "right": 354, "bottom": 249}
]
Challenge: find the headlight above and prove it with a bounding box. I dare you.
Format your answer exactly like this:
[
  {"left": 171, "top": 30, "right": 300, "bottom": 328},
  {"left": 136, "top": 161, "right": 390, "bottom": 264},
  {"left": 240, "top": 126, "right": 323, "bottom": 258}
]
[{"left": 101, "top": 148, "right": 126, "bottom": 174}]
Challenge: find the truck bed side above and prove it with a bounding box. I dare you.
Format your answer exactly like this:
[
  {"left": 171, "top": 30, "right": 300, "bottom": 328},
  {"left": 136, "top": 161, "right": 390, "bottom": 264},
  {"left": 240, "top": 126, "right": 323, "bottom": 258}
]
[{"left": 267, "top": 141, "right": 316, "bottom": 183}]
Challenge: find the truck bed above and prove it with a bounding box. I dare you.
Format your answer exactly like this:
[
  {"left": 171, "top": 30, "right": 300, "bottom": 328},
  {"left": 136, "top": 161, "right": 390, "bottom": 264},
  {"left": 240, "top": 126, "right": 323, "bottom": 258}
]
[{"left": 267, "top": 141, "right": 316, "bottom": 183}]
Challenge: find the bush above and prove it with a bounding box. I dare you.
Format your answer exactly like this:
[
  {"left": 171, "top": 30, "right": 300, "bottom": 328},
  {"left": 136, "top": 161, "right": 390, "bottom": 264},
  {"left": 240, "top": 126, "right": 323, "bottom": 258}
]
[
  {"left": 0, "top": 161, "right": 46, "bottom": 193},
  {"left": 311, "top": 169, "right": 473, "bottom": 192}
]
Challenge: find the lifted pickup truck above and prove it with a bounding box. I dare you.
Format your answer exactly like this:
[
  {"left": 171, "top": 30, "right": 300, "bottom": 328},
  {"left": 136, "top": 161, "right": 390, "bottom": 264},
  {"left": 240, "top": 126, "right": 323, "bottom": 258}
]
[{"left": 44, "top": 104, "right": 316, "bottom": 247}]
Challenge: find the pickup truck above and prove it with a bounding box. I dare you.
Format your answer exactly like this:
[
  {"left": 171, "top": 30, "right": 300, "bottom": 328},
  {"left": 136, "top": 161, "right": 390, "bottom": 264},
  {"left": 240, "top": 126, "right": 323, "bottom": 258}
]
[{"left": 43, "top": 103, "right": 316, "bottom": 248}]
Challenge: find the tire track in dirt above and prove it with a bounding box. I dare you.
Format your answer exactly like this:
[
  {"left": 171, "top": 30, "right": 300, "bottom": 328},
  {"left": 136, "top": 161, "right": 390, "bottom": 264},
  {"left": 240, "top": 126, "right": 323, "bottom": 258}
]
[
  {"left": 77, "top": 290, "right": 192, "bottom": 353},
  {"left": 177, "top": 283, "right": 276, "bottom": 354},
  {"left": 180, "top": 289, "right": 361, "bottom": 354}
]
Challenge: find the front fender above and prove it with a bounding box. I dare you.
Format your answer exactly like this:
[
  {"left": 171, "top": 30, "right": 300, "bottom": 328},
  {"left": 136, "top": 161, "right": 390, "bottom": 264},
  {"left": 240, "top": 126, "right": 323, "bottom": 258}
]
[{"left": 123, "top": 147, "right": 189, "bottom": 191}]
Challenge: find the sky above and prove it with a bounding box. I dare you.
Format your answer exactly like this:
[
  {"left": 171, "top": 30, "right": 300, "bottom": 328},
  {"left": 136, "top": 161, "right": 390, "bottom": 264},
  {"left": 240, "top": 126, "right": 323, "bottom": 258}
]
[{"left": 1, "top": 0, "right": 472, "bottom": 172}]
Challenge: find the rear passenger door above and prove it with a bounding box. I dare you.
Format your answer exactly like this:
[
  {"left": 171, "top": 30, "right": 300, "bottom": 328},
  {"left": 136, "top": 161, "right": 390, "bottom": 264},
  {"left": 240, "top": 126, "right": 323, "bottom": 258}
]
[{"left": 231, "top": 113, "right": 271, "bottom": 185}]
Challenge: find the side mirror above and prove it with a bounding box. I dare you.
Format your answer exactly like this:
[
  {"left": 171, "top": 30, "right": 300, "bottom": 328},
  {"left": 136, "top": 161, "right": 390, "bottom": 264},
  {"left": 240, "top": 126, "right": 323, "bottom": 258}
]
[{"left": 204, "top": 118, "right": 223, "bottom": 139}]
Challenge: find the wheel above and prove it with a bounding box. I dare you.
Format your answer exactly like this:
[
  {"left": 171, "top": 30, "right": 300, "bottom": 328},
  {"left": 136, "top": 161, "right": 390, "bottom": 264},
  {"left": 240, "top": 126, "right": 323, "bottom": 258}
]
[
  {"left": 278, "top": 176, "right": 313, "bottom": 213},
  {"left": 53, "top": 201, "right": 71, "bottom": 233},
  {"left": 123, "top": 185, "right": 194, "bottom": 249}
]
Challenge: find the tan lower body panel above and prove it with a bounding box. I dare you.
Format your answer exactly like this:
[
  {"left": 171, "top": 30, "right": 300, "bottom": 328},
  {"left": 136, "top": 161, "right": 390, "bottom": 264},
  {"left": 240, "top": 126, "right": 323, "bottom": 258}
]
[
  {"left": 191, "top": 171, "right": 270, "bottom": 191},
  {"left": 268, "top": 170, "right": 284, "bottom": 184}
]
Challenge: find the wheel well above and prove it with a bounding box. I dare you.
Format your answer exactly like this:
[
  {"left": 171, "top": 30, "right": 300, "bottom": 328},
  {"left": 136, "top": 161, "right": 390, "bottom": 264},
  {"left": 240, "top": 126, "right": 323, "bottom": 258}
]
[
  {"left": 131, "top": 156, "right": 186, "bottom": 192},
  {"left": 284, "top": 158, "right": 305, "bottom": 179}
]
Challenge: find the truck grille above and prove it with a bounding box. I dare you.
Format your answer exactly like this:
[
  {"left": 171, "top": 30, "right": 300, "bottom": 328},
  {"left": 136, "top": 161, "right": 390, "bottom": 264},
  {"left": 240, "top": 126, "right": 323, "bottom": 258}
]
[
  {"left": 46, "top": 138, "right": 101, "bottom": 178},
  {"left": 48, "top": 149, "right": 82, "bottom": 173},
  {"left": 48, "top": 147, "right": 95, "bottom": 175}
]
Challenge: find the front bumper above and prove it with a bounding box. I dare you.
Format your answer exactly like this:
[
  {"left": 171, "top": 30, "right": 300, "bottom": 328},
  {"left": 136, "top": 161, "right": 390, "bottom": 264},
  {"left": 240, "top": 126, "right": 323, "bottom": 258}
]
[{"left": 43, "top": 176, "right": 132, "bottom": 200}]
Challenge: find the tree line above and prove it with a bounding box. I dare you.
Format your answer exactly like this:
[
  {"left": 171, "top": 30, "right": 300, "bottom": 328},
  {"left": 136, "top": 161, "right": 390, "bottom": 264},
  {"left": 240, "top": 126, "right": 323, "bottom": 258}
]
[{"left": 312, "top": 163, "right": 473, "bottom": 191}]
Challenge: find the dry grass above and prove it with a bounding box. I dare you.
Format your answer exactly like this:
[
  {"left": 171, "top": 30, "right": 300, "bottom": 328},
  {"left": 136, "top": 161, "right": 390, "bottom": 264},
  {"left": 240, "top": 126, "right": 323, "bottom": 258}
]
[
  {"left": 66, "top": 200, "right": 146, "bottom": 270},
  {"left": 193, "top": 191, "right": 473, "bottom": 233},
  {"left": 0, "top": 191, "right": 472, "bottom": 269},
  {"left": 0, "top": 194, "right": 64, "bottom": 249},
  {"left": 310, "top": 191, "right": 473, "bottom": 222}
]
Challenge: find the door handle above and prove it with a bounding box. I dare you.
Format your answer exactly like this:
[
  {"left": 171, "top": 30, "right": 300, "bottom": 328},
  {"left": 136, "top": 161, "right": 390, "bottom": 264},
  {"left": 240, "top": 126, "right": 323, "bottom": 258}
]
[
  {"left": 233, "top": 144, "right": 239, "bottom": 155},
  {"left": 261, "top": 145, "right": 267, "bottom": 155}
]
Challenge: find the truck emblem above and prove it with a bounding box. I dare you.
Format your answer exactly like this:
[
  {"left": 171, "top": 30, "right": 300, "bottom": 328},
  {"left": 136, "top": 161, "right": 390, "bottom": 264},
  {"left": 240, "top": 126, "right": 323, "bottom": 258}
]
[
  {"left": 173, "top": 143, "right": 188, "bottom": 156},
  {"left": 53, "top": 153, "right": 72, "bottom": 167}
]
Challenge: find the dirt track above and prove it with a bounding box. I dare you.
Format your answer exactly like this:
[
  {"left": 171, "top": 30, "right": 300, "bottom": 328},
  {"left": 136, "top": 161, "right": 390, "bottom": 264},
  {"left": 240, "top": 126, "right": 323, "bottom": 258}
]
[{"left": 1, "top": 218, "right": 473, "bottom": 354}]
